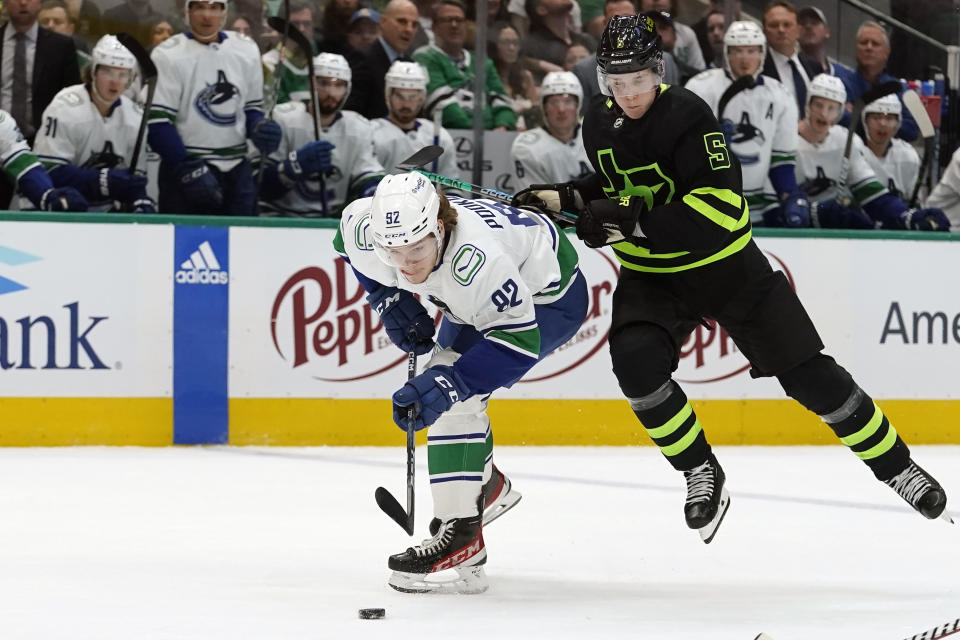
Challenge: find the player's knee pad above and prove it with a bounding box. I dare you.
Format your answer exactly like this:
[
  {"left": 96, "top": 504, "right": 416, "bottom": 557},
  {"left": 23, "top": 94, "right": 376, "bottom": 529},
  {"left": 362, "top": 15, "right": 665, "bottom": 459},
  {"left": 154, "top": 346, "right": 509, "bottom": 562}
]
[
  {"left": 609, "top": 323, "right": 676, "bottom": 398},
  {"left": 777, "top": 354, "right": 855, "bottom": 415}
]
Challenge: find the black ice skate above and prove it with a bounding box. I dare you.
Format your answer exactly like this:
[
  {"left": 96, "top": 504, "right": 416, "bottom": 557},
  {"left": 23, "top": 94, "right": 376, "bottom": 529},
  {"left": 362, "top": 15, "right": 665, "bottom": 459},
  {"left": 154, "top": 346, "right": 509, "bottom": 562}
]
[
  {"left": 884, "top": 460, "right": 952, "bottom": 522},
  {"left": 429, "top": 464, "right": 522, "bottom": 536},
  {"left": 388, "top": 514, "right": 488, "bottom": 594},
  {"left": 683, "top": 453, "right": 730, "bottom": 544}
]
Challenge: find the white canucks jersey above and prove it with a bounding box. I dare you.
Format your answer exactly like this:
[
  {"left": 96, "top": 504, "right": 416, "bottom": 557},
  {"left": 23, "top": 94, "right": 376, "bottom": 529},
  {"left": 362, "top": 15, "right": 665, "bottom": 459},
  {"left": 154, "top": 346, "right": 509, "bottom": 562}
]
[
  {"left": 30, "top": 84, "right": 145, "bottom": 210},
  {"left": 370, "top": 117, "right": 459, "bottom": 179},
  {"left": 925, "top": 146, "right": 960, "bottom": 229},
  {"left": 334, "top": 196, "right": 579, "bottom": 361},
  {"left": 685, "top": 69, "right": 798, "bottom": 218},
  {"left": 510, "top": 125, "right": 592, "bottom": 191},
  {"left": 149, "top": 31, "right": 264, "bottom": 171},
  {"left": 861, "top": 137, "right": 919, "bottom": 201},
  {"left": 0, "top": 109, "right": 40, "bottom": 184},
  {"left": 264, "top": 101, "right": 384, "bottom": 216},
  {"left": 796, "top": 125, "right": 887, "bottom": 207}
]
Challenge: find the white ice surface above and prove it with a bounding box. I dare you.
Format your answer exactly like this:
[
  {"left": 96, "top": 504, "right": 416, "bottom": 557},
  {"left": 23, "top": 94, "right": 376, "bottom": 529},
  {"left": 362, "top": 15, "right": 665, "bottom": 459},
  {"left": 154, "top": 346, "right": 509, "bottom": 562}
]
[{"left": 0, "top": 445, "right": 957, "bottom": 640}]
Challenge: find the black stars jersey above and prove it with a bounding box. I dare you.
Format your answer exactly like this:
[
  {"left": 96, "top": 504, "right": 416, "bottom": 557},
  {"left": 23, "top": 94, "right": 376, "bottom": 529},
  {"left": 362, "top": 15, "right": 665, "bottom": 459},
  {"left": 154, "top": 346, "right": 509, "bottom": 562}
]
[{"left": 580, "top": 84, "right": 751, "bottom": 273}]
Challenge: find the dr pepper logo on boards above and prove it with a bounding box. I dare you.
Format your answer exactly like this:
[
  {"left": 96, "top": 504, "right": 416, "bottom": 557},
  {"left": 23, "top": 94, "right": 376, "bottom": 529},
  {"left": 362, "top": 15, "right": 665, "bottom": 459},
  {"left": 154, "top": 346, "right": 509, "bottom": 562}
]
[
  {"left": 675, "top": 251, "right": 795, "bottom": 383},
  {"left": 267, "top": 247, "right": 619, "bottom": 382}
]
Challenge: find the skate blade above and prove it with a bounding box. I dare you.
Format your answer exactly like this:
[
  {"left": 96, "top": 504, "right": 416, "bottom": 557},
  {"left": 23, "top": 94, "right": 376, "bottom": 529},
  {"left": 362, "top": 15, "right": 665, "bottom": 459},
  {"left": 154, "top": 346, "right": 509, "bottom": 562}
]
[
  {"left": 388, "top": 565, "right": 488, "bottom": 594},
  {"left": 698, "top": 487, "right": 731, "bottom": 544},
  {"left": 483, "top": 489, "right": 522, "bottom": 527},
  {"left": 940, "top": 510, "right": 955, "bottom": 525}
]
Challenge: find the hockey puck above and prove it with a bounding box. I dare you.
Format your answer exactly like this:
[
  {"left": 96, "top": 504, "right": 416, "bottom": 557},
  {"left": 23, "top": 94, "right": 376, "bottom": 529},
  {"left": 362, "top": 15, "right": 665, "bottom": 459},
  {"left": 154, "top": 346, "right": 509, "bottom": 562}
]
[{"left": 358, "top": 608, "right": 385, "bottom": 620}]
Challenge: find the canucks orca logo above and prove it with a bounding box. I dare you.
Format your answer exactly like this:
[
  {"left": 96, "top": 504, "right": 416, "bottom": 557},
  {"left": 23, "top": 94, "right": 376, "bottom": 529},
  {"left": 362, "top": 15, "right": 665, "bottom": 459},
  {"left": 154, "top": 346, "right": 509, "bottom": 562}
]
[
  {"left": 728, "top": 112, "right": 765, "bottom": 145},
  {"left": 81, "top": 141, "right": 124, "bottom": 170},
  {"left": 195, "top": 70, "right": 240, "bottom": 126},
  {"left": 802, "top": 167, "right": 836, "bottom": 197}
]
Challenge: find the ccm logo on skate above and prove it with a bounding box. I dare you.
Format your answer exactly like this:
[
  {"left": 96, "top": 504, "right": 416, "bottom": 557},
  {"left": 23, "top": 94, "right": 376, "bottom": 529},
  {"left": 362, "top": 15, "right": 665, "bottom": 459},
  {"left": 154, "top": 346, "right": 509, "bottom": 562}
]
[{"left": 432, "top": 537, "right": 482, "bottom": 572}]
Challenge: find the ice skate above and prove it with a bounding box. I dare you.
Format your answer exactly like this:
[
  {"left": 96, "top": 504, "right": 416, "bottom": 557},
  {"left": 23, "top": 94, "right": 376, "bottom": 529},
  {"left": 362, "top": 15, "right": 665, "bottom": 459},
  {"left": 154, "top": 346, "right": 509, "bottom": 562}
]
[
  {"left": 683, "top": 453, "right": 730, "bottom": 544},
  {"left": 884, "top": 460, "right": 951, "bottom": 522},
  {"left": 429, "top": 464, "right": 522, "bottom": 535},
  {"left": 388, "top": 514, "right": 488, "bottom": 594}
]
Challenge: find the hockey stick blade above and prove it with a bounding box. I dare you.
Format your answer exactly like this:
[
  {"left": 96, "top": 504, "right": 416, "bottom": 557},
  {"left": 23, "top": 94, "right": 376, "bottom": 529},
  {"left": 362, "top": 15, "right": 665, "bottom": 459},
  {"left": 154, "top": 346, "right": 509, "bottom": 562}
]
[
  {"left": 115, "top": 33, "right": 157, "bottom": 176},
  {"left": 375, "top": 486, "right": 414, "bottom": 535},
  {"left": 397, "top": 145, "right": 444, "bottom": 171},
  {"left": 267, "top": 16, "right": 314, "bottom": 60},
  {"left": 902, "top": 89, "right": 936, "bottom": 207},
  {"left": 718, "top": 74, "right": 755, "bottom": 123}
]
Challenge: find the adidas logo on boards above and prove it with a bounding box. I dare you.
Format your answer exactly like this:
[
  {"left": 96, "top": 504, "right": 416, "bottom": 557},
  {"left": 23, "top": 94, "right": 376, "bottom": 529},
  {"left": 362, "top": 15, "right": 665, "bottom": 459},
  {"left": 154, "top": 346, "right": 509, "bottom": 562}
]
[{"left": 175, "top": 240, "right": 228, "bottom": 285}]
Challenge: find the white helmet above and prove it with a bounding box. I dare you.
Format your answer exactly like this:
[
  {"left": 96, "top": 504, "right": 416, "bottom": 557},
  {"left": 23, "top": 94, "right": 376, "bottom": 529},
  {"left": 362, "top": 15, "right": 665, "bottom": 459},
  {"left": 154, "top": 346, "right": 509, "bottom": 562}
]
[
  {"left": 540, "top": 71, "right": 582, "bottom": 110},
  {"left": 385, "top": 61, "right": 428, "bottom": 93},
  {"left": 807, "top": 73, "right": 846, "bottom": 106},
  {"left": 314, "top": 53, "right": 352, "bottom": 108},
  {"left": 369, "top": 173, "right": 442, "bottom": 266},
  {"left": 723, "top": 21, "right": 766, "bottom": 79},
  {"left": 861, "top": 92, "right": 901, "bottom": 138},
  {"left": 90, "top": 35, "right": 136, "bottom": 101}
]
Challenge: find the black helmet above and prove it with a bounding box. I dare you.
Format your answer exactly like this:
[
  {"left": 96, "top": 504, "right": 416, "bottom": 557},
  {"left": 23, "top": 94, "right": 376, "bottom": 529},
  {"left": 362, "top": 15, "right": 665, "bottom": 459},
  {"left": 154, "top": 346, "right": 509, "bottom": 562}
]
[{"left": 597, "top": 14, "right": 663, "bottom": 75}]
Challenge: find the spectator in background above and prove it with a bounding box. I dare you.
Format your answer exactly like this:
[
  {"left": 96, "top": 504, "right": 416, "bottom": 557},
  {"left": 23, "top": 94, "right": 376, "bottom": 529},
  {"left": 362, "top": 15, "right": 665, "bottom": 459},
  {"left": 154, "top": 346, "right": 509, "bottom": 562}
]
[
  {"left": 702, "top": 10, "right": 726, "bottom": 68},
  {"left": 317, "top": 0, "right": 359, "bottom": 53},
  {"left": 841, "top": 20, "right": 918, "bottom": 142},
  {"left": 639, "top": 0, "right": 704, "bottom": 72},
  {"left": 101, "top": 0, "right": 167, "bottom": 49},
  {"left": 370, "top": 60, "right": 458, "bottom": 178},
  {"left": 522, "top": 0, "right": 596, "bottom": 82},
  {"left": 645, "top": 10, "right": 698, "bottom": 85},
  {"left": 761, "top": 0, "right": 819, "bottom": 118},
  {"left": 489, "top": 21, "right": 537, "bottom": 129},
  {"left": 564, "top": 43, "right": 590, "bottom": 71},
  {"left": 414, "top": 0, "right": 516, "bottom": 130},
  {"left": 572, "top": 0, "right": 635, "bottom": 105},
  {"left": 507, "top": 0, "right": 582, "bottom": 39},
  {"left": 150, "top": 17, "right": 177, "bottom": 47},
  {"left": 464, "top": 0, "right": 510, "bottom": 48},
  {"left": 345, "top": 0, "right": 420, "bottom": 119},
  {"left": 860, "top": 94, "right": 919, "bottom": 201},
  {"left": 797, "top": 5, "right": 851, "bottom": 80},
  {"left": 346, "top": 9, "right": 380, "bottom": 53},
  {"left": 225, "top": 13, "right": 253, "bottom": 39},
  {"left": 64, "top": 0, "right": 101, "bottom": 48},
  {"left": 509, "top": 70, "right": 591, "bottom": 191},
  {"left": 39, "top": 0, "right": 91, "bottom": 69},
  {"left": 262, "top": 0, "right": 318, "bottom": 106},
  {"left": 693, "top": 0, "right": 739, "bottom": 66},
  {"left": 925, "top": 146, "right": 960, "bottom": 230}
]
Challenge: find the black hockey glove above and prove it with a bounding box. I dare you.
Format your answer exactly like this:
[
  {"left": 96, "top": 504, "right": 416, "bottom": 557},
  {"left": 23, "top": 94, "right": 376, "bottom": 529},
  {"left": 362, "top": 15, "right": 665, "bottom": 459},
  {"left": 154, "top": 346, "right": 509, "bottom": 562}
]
[
  {"left": 512, "top": 182, "right": 583, "bottom": 227},
  {"left": 576, "top": 197, "right": 644, "bottom": 248}
]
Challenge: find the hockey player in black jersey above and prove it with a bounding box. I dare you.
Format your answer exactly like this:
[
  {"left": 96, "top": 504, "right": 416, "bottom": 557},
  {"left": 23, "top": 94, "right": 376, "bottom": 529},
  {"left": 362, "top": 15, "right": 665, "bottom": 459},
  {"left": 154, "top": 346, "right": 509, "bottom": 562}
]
[{"left": 514, "top": 14, "right": 950, "bottom": 543}]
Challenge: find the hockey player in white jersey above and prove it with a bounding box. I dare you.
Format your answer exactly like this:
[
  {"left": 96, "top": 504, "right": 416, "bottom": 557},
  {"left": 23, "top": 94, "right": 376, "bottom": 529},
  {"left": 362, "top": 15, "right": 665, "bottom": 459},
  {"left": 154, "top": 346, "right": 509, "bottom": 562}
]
[
  {"left": 260, "top": 52, "right": 383, "bottom": 217},
  {"left": 370, "top": 61, "right": 458, "bottom": 179},
  {"left": 797, "top": 74, "right": 948, "bottom": 230},
  {"left": 147, "top": 0, "right": 281, "bottom": 215},
  {"left": 685, "top": 21, "right": 809, "bottom": 227},
  {"left": 334, "top": 173, "right": 588, "bottom": 593},
  {"left": 509, "top": 71, "right": 592, "bottom": 192},
  {"left": 0, "top": 110, "right": 87, "bottom": 211},
  {"left": 860, "top": 93, "right": 920, "bottom": 201},
  {"left": 30, "top": 35, "right": 153, "bottom": 213}
]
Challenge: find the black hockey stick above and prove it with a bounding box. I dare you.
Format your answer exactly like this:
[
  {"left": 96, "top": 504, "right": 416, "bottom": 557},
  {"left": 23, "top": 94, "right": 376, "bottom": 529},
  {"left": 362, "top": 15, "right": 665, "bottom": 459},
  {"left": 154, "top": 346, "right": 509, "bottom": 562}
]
[
  {"left": 115, "top": 32, "right": 157, "bottom": 176},
  {"left": 397, "top": 145, "right": 444, "bottom": 170},
  {"left": 840, "top": 80, "right": 902, "bottom": 189},
  {"left": 255, "top": 0, "right": 291, "bottom": 202},
  {"left": 902, "top": 89, "right": 936, "bottom": 208},
  {"left": 374, "top": 335, "right": 418, "bottom": 536},
  {"left": 717, "top": 74, "right": 755, "bottom": 125},
  {"left": 267, "top": 15, "right": 329, "bottom": 214}
]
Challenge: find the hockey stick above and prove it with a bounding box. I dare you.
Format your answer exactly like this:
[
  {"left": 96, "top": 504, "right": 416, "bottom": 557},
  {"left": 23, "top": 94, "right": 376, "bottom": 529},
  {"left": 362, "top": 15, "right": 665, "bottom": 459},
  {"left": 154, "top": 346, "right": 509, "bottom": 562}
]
[
  {"left": 115, "top": 33, "right": 157, "bottom": 176},
  {"left": 717, "top": 74, "right": 755, "bottom": 125},
  {"left": 267, "top": 15, "right": 329, "bottom": 214},
  {"left": 397, "top": 144, "right": 444, "bottom": 170},
  {"left": 902, "top": 617, "right": 960, "bottom": 640},
  {"left": 902, "top": 89, "right": 936, "bottom": 207},
  {"left": 254, "top": 0, "right": 291, "bottom": 204},
  {"left": 840, "top": 80, "right": 902, "bottom": 190},
  {"left": 374, "top": 335, "right": 418, "bottom": 536},
  {"left": 431, "top": 108, "right": 442, "bottom": 172}
]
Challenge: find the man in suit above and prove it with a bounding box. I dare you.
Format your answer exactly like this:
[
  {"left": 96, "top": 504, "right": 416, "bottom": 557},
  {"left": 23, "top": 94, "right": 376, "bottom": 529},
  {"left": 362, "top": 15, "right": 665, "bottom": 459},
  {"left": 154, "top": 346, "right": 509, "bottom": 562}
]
[
  {"left": 760, "top": 0, "right": 819, "bottom": 120},
  {"left": 344, "top": 0, "right": 420, "bottom": 119},
  {"left": 0, "top": 0, "right": 81, "bottom": 206}
]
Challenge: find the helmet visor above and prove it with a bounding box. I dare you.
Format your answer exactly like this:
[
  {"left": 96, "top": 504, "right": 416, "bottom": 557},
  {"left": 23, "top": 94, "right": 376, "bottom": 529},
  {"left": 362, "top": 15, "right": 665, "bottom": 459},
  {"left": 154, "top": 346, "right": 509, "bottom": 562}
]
[
  {"left": 372, "top": 228, "right": 441, "bottom": 269},
  {"left": 599, "top": 67, "right": 660, "bottom": 99}
]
